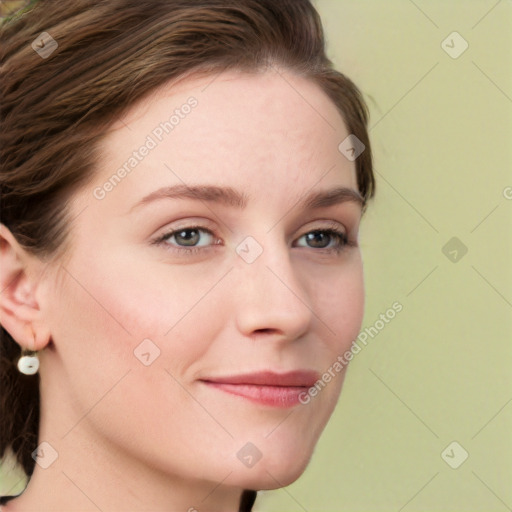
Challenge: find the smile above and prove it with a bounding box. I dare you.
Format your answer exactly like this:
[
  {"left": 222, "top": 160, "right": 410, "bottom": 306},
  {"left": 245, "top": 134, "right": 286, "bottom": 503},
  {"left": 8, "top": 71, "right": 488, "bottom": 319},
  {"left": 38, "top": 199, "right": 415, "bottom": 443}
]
[{"left": 199, "top": 370, "right": 319, "bottom": 408}]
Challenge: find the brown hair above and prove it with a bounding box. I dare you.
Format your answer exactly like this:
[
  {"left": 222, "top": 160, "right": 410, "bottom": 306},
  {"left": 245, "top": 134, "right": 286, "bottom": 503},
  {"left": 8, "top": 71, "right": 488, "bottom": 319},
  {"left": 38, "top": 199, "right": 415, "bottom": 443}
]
[{"left": 0, "top": 0, "right": 375, "bottom": 509}]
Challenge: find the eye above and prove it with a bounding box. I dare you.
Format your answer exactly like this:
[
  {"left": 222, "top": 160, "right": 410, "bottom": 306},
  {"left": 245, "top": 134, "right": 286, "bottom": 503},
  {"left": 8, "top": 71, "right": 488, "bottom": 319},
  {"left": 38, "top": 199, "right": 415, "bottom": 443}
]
[
  {"left": 152, "top": 223, "right": 355, "bottom": 256},
  {"left": 295, "top": 227, "right": 351, "bottom": 254},
  {"left": 153, "top": 226, "right": 220, "bottom": 254}
]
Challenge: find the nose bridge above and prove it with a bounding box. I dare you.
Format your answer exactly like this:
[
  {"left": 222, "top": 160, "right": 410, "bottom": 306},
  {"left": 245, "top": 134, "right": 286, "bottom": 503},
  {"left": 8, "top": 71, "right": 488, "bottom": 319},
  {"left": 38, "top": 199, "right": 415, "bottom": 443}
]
[{"left": 232, "top": 232, "right": 313, "bottom": 339}]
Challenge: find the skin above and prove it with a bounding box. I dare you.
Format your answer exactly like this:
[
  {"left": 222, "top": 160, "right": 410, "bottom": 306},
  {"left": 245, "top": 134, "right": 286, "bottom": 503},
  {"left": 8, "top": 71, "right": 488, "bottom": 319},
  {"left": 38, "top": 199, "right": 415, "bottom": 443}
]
[{"left": 0, "top": 68, "right": 366, "bottom": 511}]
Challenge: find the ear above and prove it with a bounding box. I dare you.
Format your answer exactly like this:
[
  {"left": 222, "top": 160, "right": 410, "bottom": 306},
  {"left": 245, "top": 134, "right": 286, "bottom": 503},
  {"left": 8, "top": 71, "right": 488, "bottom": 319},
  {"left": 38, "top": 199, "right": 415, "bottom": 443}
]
[{"left": 0, "top": 223, "right": 51, "bottom": 351}]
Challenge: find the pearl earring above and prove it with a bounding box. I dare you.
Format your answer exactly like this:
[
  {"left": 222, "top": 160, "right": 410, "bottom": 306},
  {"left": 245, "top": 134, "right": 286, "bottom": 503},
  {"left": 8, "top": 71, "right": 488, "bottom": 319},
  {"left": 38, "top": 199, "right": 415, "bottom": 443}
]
[
  {"left": 18, "top": 349, "right": 40, "bottom": 375},
  {"left": 18, "top": 325, "right": 41, "bottom": 375}
]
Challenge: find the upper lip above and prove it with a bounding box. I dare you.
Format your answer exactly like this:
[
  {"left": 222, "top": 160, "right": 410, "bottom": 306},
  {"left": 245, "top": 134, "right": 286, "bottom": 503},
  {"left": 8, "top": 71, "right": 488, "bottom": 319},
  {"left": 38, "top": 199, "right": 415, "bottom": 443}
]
[{"left": 200, "top": 370, "right": 320, "bottom": 387}]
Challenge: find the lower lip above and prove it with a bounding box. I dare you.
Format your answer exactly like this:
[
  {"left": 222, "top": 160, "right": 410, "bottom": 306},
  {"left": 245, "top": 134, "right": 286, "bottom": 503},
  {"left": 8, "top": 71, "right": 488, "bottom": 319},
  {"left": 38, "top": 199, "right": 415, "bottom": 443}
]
[{"left": 201, "top": 381, "right": 308, "bottom": 408}]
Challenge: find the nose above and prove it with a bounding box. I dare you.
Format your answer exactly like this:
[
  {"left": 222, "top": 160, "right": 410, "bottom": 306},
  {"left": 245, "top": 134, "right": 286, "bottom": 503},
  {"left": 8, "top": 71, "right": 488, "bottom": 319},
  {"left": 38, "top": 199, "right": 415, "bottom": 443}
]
[{"left": 232, "top": 239, "right": 315, "bottom": 342}]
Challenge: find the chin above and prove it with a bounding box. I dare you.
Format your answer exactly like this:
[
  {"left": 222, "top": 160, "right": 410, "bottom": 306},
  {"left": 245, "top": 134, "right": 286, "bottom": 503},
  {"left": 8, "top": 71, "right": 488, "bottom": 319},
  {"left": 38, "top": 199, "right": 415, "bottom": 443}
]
[{"left": 231, "top": 450, "right": 313, "bottom": 490}]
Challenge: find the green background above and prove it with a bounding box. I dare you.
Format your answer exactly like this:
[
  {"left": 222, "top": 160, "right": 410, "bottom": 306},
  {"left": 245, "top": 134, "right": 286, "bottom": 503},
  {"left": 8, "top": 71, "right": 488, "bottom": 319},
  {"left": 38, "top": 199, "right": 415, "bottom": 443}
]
[
  {"left": 1, "top": 1, "right": 511, "bottom": 510},
  {"left": 258, "top": 0, "right": 512, "bottom": 510}
]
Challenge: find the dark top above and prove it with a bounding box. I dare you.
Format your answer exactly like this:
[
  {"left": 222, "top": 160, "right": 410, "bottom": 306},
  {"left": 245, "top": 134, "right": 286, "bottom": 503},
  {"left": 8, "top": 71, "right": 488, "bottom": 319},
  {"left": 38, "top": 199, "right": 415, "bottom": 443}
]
[
  {"left": 1, "top": 491, "right": 257, "bottom": 510},
  {"left": 0, "top": 495, "right": 17, "bottom": 506}
]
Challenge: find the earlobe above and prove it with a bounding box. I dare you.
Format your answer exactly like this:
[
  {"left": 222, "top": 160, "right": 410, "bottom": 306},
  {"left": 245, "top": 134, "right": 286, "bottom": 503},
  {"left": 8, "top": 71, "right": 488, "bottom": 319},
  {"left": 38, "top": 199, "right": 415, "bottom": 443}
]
[{"left": 0, "top": 223, "right": 51, "bottom": 351}]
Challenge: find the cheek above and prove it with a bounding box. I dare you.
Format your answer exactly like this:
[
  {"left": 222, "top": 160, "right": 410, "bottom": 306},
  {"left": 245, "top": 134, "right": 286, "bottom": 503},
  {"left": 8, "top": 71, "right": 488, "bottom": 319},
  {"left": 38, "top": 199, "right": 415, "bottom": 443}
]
[
  {"left": 50, "top": 249, "right": 227, "bottom": 380},
  {"left": 308, "top": 254, "right": 365, "bottom": 354},
  {"left": 46, "top": 251, "right": 227, "bottom": 457}
]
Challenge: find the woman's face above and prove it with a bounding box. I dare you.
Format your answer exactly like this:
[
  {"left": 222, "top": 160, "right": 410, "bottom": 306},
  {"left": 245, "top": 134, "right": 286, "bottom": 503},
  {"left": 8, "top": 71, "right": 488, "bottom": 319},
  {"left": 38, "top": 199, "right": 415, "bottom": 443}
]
[{"left": 41, "top": 69, "right": 365, "bottom": 492}]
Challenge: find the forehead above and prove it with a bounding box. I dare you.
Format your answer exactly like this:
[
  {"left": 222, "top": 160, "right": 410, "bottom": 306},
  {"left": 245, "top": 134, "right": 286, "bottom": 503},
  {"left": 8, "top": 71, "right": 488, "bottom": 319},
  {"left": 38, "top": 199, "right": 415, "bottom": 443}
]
[{"left": 93, "top": 69, "right": 358, "bottom": 209}]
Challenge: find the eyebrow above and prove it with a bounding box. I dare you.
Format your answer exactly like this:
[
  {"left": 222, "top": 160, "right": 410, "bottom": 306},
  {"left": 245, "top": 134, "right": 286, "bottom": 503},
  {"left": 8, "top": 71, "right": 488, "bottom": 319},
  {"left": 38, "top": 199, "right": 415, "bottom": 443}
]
[{"left": 129, "top": 184, "right": 364, "bottom": 213}]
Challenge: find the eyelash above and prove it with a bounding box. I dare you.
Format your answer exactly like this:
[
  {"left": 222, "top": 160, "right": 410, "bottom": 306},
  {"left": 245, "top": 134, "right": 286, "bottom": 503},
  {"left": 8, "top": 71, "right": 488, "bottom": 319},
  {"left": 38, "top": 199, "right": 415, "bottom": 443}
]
[{"left": 152, "top": 223, "right": 356, "bottom": 256}]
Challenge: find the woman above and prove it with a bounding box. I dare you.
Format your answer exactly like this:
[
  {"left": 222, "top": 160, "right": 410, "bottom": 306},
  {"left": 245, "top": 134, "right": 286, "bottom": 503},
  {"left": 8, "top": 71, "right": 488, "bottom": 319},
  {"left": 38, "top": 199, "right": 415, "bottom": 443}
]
[{"left": 0, "top": 0, "right": 375, "bottom": 510}]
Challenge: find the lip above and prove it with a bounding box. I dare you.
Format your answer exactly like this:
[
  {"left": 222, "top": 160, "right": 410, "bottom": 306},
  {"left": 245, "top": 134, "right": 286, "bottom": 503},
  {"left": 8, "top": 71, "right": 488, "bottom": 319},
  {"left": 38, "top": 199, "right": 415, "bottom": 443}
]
[
  {"left": 199, "top": 370, "right": 319, "bottom": 408},
  {"left": 200, "top": 370, "right": 320, "bottom": 387}
]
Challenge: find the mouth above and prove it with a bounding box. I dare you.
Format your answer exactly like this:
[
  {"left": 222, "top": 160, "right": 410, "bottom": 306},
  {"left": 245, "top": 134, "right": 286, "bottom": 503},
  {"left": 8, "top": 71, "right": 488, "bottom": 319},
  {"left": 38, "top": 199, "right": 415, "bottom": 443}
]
[{"left": 199, "top": 370, "right": 319, "bottom": 408}]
